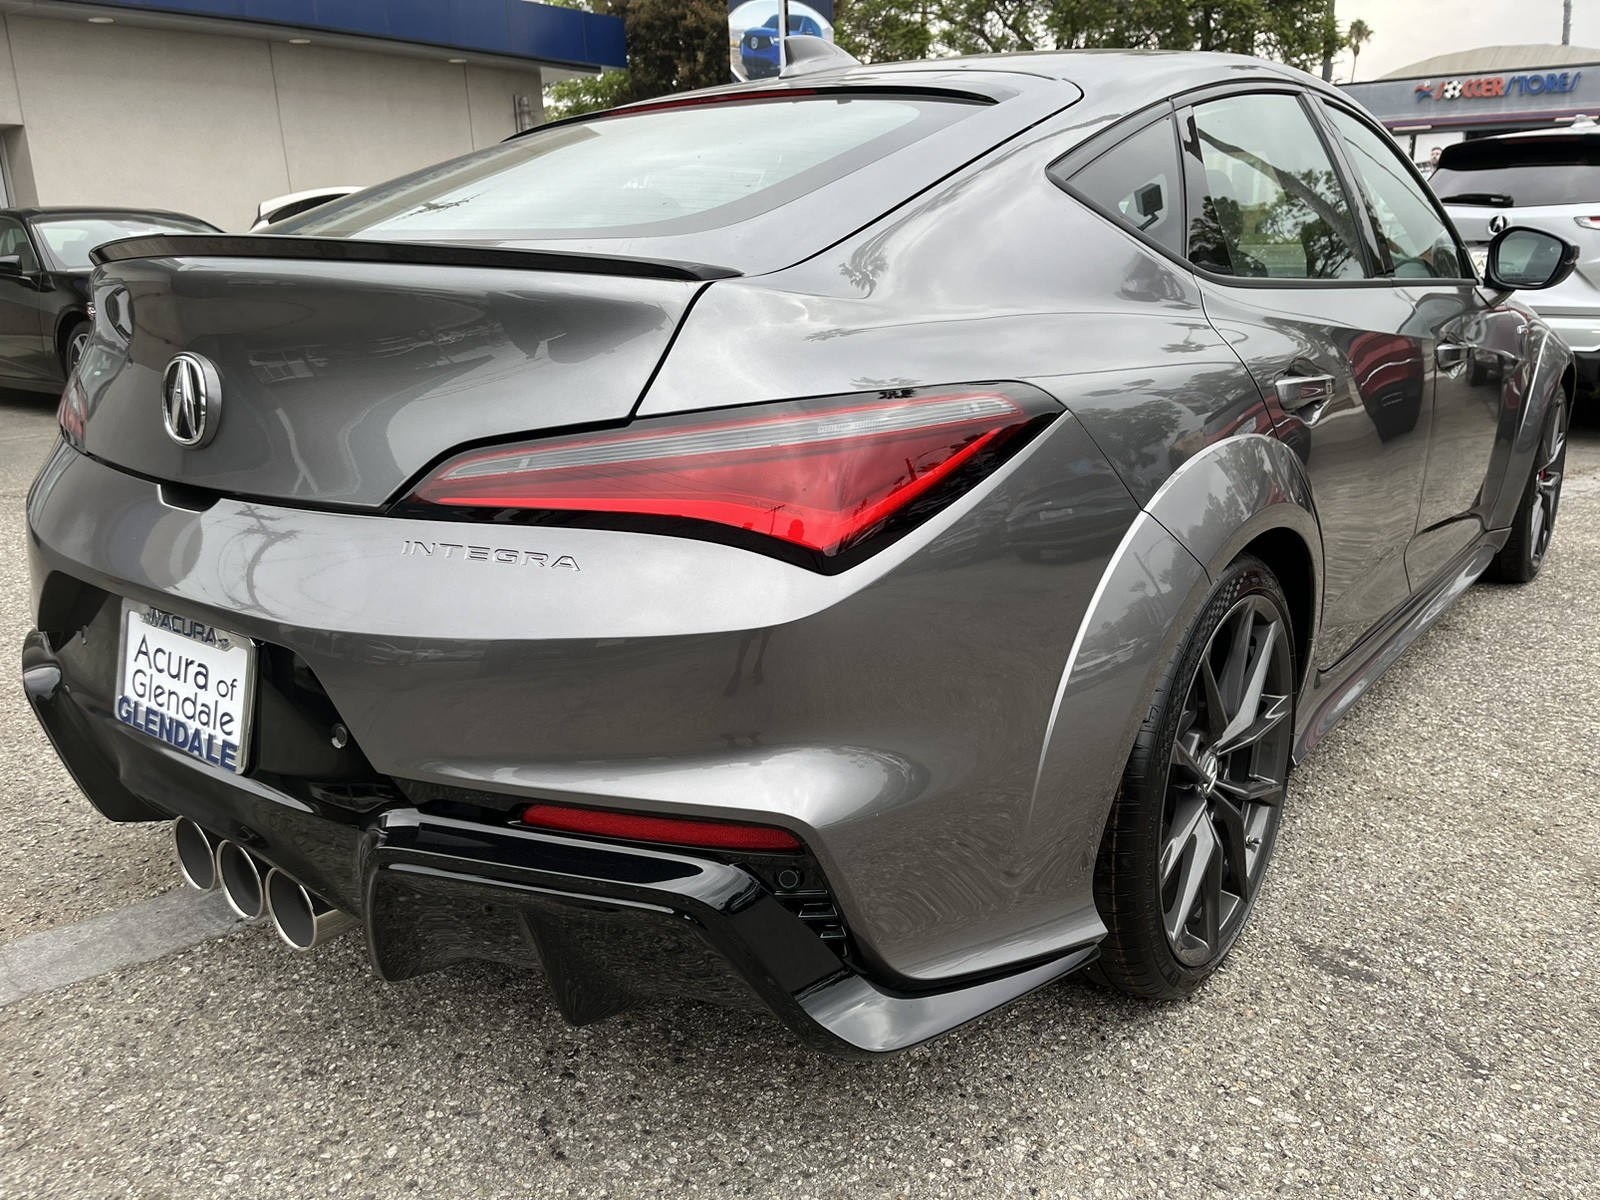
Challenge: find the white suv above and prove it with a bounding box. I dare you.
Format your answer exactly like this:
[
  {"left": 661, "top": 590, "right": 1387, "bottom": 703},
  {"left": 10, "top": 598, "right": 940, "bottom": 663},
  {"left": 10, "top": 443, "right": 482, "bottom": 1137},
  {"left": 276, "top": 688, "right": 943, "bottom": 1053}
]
[{"left": 1433, "top": 118, "right": 1600, "bottom": 395}]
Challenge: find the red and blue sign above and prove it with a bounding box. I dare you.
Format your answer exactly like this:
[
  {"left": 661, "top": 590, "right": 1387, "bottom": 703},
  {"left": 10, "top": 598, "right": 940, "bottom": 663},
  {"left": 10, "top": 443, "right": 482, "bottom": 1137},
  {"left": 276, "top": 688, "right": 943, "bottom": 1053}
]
[{"left": 1416, "top": 73, "right": 1583, "bottom": 102}]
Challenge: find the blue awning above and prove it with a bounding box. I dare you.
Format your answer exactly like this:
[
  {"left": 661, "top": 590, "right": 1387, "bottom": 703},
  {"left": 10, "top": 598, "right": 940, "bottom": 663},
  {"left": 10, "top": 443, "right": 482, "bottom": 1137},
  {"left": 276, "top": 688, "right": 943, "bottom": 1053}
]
[{"left": 65, "top": 0, "right": 628, "bottom": 71}]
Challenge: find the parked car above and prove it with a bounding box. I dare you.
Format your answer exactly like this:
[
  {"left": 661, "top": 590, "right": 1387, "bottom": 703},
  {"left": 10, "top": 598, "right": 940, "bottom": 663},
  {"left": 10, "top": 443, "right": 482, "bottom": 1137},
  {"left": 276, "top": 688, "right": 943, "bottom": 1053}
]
[
  {"left": 1431, "top": 118, "right": 1600, "bottom": 395},
  {"left": 0, "top": 207, "right": 217, "bottom": 391},
  {"left": 251, "top": 187, "right": 360, "bottom": 231},
  {"left": 23, "top": 51, "right": 1576, "bottom": 1056},
  {"left": 739, "top": 11, "right": 824, "bottom": 78}
]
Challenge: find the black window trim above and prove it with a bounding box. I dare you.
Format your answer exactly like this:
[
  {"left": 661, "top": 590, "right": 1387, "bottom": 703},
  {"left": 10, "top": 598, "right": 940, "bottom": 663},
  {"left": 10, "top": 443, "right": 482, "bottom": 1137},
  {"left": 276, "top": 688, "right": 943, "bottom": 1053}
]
[
  {"left": 1050, "top": 82, "right": 1407, "bottom": 290},
  {"left": 1310, "top": 97, "right": 1478, "bottom": 286}
]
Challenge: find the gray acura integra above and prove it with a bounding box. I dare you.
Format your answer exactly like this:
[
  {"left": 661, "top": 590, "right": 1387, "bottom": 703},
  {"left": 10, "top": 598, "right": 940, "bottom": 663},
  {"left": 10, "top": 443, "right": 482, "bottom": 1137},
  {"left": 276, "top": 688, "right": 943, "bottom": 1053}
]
[{"left": 23, "top": 48, "right": 1576, "bottom": 1055}]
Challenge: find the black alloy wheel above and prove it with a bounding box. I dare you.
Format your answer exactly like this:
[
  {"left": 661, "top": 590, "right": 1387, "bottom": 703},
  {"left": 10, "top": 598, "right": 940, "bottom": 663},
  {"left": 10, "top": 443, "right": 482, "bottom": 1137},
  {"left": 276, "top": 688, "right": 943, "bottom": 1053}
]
[
  {"left": 1093, "top": 555, "right": 1295, "bottom": 998},
  {"left": 1488, "top": 394, "right": 1568, "bottom": 584}
]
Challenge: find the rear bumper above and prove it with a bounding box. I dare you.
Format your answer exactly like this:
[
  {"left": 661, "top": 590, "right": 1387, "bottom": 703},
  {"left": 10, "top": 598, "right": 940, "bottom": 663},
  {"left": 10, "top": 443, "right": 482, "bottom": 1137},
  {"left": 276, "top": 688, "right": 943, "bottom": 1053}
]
[{"left": 21, "top": 629, "right": 1096, "bottom": 1056}]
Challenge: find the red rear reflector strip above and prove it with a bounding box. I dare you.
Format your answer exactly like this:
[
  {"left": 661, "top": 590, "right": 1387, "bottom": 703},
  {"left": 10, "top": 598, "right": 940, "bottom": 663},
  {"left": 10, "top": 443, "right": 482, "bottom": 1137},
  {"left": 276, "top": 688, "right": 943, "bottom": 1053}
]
[
  {"left": 520, "top": 803, "right": 804, "bottom": 853},
  {"left": 410, "top": 387, "right": 1047, "bottom": 557}
]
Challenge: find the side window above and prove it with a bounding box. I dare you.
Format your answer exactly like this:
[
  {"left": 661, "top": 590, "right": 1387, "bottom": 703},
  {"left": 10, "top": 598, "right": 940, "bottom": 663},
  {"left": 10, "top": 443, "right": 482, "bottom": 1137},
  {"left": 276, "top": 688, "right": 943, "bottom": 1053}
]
[
  {"left": 1183, "top": 93, "right": 1369, "bottom": 280},
  {"left": 1063, "top": 117, "right": 1183, "bottom": 255},
  {"left": 0, "top": 218, "right": 38, "bottom": 271},
  {"left": 1324, "top": 106, "right": 1466, "bottom": 280}
]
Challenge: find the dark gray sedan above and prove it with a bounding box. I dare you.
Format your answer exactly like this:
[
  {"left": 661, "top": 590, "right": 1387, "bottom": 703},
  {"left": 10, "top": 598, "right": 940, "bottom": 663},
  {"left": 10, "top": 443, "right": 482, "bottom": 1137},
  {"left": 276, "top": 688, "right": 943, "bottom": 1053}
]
[{"left": 22, "top": 49, "right": 1576, "bottom": 1055}]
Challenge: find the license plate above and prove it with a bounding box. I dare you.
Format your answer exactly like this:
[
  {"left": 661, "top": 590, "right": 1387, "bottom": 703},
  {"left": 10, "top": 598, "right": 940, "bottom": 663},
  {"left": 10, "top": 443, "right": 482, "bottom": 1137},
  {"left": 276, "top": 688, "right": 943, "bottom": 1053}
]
[
  {"left": 1469, "top": 245, "right": 1490, "bottom": 278},
  {"left": 115, "top": 602, "right": 255, "bottom": 774}
]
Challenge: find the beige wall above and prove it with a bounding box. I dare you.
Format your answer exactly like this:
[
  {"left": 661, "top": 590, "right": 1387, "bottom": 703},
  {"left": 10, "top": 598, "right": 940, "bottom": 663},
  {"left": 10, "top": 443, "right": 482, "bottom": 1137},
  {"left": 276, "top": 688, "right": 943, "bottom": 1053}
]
[{"left": 0, "top": 14, "right": 544, "bottom": 229}]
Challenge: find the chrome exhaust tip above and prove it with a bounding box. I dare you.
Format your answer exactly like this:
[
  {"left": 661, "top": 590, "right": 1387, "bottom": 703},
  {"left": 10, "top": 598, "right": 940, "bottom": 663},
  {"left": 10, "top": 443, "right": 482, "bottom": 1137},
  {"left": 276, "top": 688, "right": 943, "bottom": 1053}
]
[
  {"left": 265, "top": 868, "right": 357, "bottom": 951},
  {"left": 216, "top": 840, "right": 267, "bottom": 920},
  {"left": 173, "top": 818, "right": 220, "bottom": 892}
]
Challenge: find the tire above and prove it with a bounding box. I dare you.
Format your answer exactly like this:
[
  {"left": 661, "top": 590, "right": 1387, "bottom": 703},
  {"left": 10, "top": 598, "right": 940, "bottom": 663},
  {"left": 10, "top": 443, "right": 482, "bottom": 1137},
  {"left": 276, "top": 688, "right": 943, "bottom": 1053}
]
[
  {"left": 60, "top": 320, "right": 90, "bottom": 377},
  {"left": 1092, "top": 554, "right": 1295, "bottom": 1000},
  {"left": 1486, "top": 393, "right": 1569, "bottom": 584}
]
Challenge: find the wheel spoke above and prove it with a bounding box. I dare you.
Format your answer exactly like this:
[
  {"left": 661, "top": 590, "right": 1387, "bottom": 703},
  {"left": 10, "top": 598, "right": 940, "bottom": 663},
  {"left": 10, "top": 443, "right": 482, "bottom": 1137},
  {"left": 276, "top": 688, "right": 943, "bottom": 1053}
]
[
  {"left": 1159, "top": 793, "right": 1209, "bottom": 885},
  {"left": 1212, "top": 794, "right": 1251, "bottom": 899},
  {"left": 1198, "top": 658, "right": 1227, "bottom": 740},
  {"left": 1213, "top": 774, "right": 1285, "bottom": 806},
  {"left": 1218, "top": 604, "right": 1255, "bottom": 713},
  {"left": 1171, "top": 731, "right": 1207, "bottom": 782},
  {"left": 1215, "top": 692, "right": 1291, "bottom": 755},
  {"left": 1216, "top": 619, "right": 1280, "bottom": 750},
  {"left": 1164, "top": 819, "right": 1217, "bottom": 943},
  {"left": 1200, "top": 839, "right": 1224, "bottom": 953}
]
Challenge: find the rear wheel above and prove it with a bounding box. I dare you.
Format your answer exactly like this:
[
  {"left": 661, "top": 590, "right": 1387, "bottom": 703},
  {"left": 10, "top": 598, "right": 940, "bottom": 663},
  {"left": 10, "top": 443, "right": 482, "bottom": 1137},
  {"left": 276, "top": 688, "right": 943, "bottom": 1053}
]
[
  {"left": 1487, "top": 395, "right": 1568, "bottom": 584},
  {"left": 1092, "top": 555, "right": 1294, "bottom": 999},
  {"left": 61, "top": 320, "right": 90, "bottom": 377}
]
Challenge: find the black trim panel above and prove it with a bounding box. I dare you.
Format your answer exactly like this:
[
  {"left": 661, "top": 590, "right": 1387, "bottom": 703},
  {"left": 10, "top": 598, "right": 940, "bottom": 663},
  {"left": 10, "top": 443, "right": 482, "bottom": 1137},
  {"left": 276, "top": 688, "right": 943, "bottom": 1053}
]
[{"left": 89, "top": 234, "right": 742, "bottom": 283}]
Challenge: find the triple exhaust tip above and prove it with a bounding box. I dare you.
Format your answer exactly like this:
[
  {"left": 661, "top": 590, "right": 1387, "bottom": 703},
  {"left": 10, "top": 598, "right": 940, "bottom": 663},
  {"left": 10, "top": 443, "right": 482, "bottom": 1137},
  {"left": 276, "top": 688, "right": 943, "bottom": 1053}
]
[{"left": 171, "top": 818, "right": 355, "bottom": 950}]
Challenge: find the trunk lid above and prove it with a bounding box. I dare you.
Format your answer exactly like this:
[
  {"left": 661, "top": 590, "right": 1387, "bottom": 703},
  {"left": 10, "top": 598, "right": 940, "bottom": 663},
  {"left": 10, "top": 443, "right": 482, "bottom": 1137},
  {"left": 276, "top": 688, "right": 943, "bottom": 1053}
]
[{"left": 78, "top": 238, "right": 712, "bottom": 508}]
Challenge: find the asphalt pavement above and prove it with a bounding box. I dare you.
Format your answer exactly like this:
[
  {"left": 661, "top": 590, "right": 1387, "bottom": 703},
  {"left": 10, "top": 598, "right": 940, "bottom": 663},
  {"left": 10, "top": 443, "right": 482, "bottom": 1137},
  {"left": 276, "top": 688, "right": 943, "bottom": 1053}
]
[{"left": 1, "top": 384, "right": 1596, "bottom": 1199}]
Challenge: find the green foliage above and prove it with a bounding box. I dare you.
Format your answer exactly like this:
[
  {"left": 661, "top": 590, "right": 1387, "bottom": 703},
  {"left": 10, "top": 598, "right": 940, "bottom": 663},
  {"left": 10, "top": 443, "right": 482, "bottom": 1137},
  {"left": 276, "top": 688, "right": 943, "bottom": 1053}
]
[
  {"left": 543, "top": 0, "right": 727, "bottom": 117},
  {"left": 836, "top": 0, "right": 1346, "bottom": 72}
]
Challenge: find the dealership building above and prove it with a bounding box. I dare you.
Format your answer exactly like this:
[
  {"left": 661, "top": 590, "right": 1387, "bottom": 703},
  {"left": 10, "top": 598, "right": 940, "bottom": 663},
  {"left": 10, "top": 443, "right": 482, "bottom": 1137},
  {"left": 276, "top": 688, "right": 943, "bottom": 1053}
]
[
  {"left": 1341, "top": 44, "right": 1600, "bottom": 160},
  {"left": 0, "top": 0, "right": 626, "bottom": 230}
]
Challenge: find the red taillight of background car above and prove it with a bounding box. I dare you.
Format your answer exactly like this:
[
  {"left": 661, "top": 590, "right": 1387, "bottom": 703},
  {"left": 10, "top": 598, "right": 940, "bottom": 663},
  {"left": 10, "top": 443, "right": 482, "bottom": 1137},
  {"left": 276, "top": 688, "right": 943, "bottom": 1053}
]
[
  {"left": 406, "top": 385, "right": 1057, "bottom": 562},
  {"left": 520, "top": 802, "right": 804, "bottom": 853}
]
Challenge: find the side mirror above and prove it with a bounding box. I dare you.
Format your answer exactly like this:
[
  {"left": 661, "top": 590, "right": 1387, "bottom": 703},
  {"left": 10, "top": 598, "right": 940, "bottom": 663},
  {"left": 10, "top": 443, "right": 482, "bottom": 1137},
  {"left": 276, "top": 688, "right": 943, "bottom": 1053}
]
[
  {"left": 0, "top": 254, "right": 23, "bottom": 277},
  {"left": 1484, "top": 227, "right": 1579, "bottom": 291}
]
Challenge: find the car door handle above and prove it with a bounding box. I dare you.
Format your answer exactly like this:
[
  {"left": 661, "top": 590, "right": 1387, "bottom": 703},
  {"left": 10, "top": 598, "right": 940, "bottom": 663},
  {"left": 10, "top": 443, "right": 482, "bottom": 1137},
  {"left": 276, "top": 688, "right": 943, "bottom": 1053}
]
[{"left": 1274, "top": 373, "right": 1336, "bottom": 412}]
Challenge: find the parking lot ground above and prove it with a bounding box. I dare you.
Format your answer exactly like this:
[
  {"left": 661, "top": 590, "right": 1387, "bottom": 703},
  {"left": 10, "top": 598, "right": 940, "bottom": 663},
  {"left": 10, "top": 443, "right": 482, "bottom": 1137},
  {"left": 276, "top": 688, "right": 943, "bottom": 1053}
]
[{"left": 1, "top": 387, "right": 1597, "bottom": 1199}]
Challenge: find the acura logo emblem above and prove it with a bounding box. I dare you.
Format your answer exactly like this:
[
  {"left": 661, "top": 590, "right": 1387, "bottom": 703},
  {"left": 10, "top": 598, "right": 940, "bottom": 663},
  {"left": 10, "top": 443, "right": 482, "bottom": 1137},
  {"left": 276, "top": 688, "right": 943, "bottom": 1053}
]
[
  {"left": 1488, "top": 214, "right": 1508, "bottom": 234},
  {"left": 161, "top": 353, "right": 221, "bottom": 448}
]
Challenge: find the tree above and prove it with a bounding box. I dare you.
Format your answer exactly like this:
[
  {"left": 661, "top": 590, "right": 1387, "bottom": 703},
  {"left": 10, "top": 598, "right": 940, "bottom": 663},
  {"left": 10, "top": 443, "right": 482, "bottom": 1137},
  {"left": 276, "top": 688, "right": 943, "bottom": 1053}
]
[
  {"left": 1346, "top": 18, "right": 1373, "bottom": 81},
  {"left": 545, "top": 0, "right": 727, "bottom": 118},
  {"left": 835, "top": 0, "right": 1345, "bottom": 74}
]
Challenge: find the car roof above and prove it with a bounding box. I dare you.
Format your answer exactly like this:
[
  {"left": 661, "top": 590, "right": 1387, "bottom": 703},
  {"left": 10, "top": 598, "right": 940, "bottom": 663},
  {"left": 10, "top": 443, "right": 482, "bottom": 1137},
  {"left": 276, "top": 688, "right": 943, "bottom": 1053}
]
[{"left": 613, "top": 49, "right": 1336, "bottom": 115}]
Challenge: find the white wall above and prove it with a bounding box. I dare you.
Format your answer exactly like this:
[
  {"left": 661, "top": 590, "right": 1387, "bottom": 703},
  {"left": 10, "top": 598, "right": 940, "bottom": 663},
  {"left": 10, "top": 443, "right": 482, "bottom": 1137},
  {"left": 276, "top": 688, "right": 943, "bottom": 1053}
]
[{"left": 0, "top": 14, "right": 544, "bottom": 230}]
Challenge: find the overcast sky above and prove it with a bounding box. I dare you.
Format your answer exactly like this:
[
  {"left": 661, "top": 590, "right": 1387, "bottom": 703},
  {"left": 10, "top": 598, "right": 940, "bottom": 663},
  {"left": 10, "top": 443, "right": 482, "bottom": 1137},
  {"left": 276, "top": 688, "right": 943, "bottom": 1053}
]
[{"left": 1332, "top": 0, "right": 1599, "bottom": 80}]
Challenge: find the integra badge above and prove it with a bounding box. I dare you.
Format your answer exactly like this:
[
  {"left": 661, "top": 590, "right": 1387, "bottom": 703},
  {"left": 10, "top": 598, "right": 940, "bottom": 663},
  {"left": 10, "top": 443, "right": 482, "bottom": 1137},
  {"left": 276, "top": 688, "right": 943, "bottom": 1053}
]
[{"left": 401, "top": 540, "right": 580, "bottom": 570}]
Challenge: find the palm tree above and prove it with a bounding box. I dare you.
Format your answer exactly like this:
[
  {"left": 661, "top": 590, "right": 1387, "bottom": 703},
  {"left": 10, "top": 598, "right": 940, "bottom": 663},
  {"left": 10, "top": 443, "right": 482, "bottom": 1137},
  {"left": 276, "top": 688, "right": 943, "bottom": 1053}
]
[{"left": 1347, "top": 19, "right": 1374, "bottom": 81}]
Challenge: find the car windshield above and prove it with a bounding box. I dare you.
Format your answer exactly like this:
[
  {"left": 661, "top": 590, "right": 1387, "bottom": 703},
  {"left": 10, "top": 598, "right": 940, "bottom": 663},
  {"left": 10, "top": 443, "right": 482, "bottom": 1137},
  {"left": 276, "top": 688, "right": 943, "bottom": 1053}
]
[
  {"left": 289, "top": 96, "right": 978, "bottom": 243},
  {"left": 32, "top": 216, "right": 216, "bottom": 269},
  {"left": 1431, "top": 135, "right": 1600, "bottom": 207}
]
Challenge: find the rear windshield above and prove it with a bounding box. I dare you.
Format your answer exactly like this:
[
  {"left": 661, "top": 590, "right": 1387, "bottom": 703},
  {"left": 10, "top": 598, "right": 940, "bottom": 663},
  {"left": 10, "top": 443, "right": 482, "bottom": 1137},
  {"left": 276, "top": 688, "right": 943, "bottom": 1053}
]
[
  {"left": 1431, "top": 136, "right": 1600, "bottom": 207},
  {"left": 34, "top": 216, "right": 216, "bottom": 269},
  {"left": 290, "top": 95, "right": 979, "bottom": 243}
]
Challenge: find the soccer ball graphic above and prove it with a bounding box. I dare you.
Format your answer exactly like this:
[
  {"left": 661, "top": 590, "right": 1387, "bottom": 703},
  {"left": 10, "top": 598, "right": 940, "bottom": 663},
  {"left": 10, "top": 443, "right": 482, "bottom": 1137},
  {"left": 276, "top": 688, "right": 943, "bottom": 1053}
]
[{"left": 1440, "top": 79, "right": 1463, "bottom": 100}]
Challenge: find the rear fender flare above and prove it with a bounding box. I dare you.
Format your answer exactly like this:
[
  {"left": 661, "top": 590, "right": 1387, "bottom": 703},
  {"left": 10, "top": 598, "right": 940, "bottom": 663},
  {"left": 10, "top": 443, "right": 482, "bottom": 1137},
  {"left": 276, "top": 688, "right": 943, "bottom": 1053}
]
[
  {"left": 1485, "top": 322, "right": 1573, "bottom": 530},
  {"left": 1025, "top": 433, "right": 1321, "bottom": 939}
]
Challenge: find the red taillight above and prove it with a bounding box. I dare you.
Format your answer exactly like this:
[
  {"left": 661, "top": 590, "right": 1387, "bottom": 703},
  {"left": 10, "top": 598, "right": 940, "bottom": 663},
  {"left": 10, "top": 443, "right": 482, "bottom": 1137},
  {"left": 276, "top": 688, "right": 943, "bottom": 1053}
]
[
  {"left": 520, "top": 803, "right": 803, "bottom": 853},
  {"left": 57, "top": 376, "right": 86, "bottom": 447},
  {"left": 1575, "top": 216, "right": 1600, "bottom": 230},
  {"left": 407, "top": 386, "right": 1053, "bottom": 559}
]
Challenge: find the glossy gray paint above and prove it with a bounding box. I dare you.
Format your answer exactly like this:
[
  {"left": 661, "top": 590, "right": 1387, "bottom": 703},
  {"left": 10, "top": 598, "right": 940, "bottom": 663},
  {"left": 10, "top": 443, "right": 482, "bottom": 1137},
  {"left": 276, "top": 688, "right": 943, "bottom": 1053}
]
[{"left": 21, "top": 51, "right": 1577, "bottom": 1037}]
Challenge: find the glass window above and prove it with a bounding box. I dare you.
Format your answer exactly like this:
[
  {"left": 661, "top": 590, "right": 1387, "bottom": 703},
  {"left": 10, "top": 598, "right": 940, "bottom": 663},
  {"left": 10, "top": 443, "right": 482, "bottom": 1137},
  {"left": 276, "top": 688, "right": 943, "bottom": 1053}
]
[
  {"left": 291, "top": 97, "right": 979, "bottom": 243},
  {"left": 32, "top": 217, "right": 214, "bottom": 270},
  {"left": 1183, "top": 93, "right": 1368, "bottom": 280},
  {"left": 1430, "top": 134, "right": 1600, "bottom": 208},
  {"left": 1066, "top": 118, "right": 1183, "bottom": 255},
  {"left": 1326, "top": 107, "right": 1465, "bottom": 279},
  {"left": 0, "top": 217, "right": 38, "bottom": 272}
]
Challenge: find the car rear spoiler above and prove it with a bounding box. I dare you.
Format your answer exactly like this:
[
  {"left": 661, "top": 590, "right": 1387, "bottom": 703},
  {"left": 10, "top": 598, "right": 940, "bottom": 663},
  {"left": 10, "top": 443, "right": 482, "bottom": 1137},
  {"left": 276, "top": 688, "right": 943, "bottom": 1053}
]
[{"left": 90, "top": 234, "right": 741, "bottom": 283}]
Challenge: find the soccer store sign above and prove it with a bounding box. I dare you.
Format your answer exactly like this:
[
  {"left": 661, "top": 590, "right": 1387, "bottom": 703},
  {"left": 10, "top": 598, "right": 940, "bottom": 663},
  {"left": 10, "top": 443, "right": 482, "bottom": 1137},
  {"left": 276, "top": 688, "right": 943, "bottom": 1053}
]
[
  {"left": 728, "top": 1, "right": 835, "bottom": 82},
  {"left": 1415, "top": 72, "right": 1584, "bottom": 103}
]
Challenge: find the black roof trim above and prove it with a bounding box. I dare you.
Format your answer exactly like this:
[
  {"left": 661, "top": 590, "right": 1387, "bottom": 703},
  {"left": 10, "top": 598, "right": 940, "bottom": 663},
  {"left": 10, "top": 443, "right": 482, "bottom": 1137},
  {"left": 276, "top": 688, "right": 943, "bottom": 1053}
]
[{"left": 89, "top": 234, "right": 741, "bottom": 282}]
